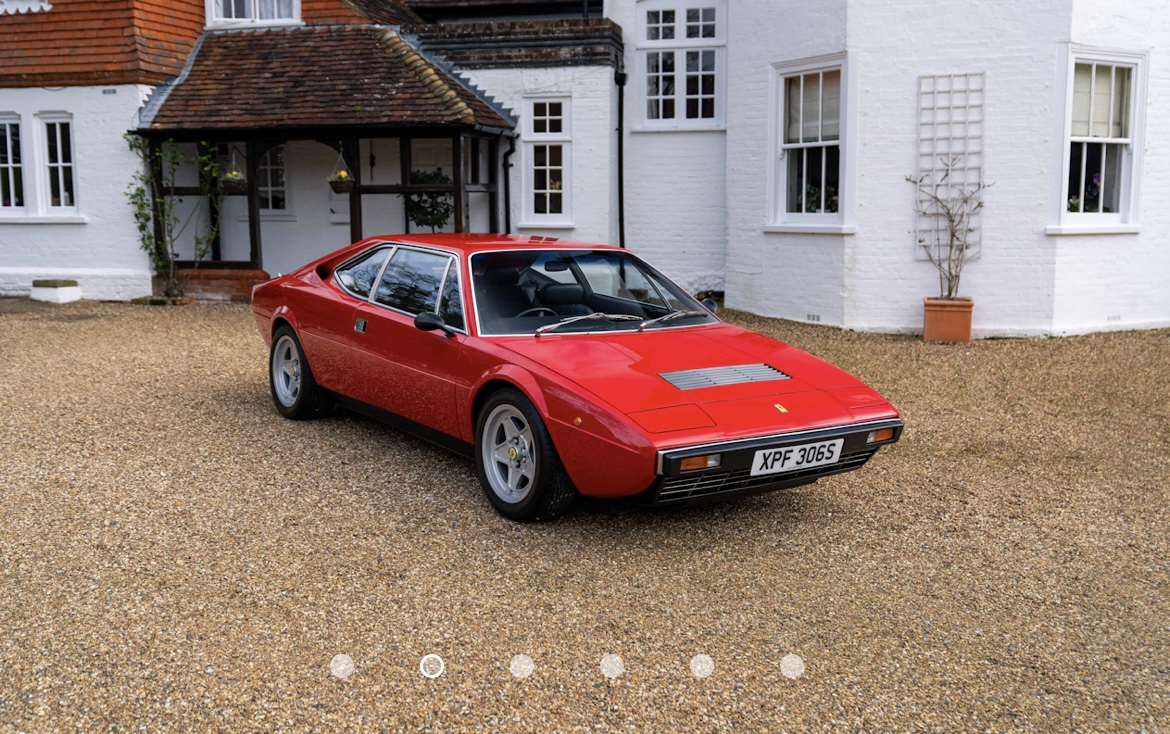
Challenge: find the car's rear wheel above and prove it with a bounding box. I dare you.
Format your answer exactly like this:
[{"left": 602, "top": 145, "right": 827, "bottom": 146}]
[
  {"left": 475, "top": 388, "right": 576, "bottom": 521},
  {"left": 269, "top": 325, "right": 327, "bottom": 419}
]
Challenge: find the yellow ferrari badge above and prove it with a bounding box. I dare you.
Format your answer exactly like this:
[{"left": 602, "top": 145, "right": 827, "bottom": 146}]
[{"left": 774, "top": 404, "right": 788, "bottom": 413}]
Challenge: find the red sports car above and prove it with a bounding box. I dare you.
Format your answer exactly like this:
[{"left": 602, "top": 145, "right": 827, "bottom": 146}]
[{"left": 252, "top": 234, "right": 902, "bottom": 521}]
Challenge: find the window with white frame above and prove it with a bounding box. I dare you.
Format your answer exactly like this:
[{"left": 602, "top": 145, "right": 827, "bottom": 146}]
[
  {"left": 635, "top": 0, "right": 726, "bottom": 129},
  {"left": 257, "top": 146, "right": 287, "bottom": 211},
  {"left": 43, "top": 118, "right": 76, "bottom": 209},
  {"left": 1064, "top": 57, "right": 1136, "bottom": 219},
  {"left": 1, "top": 119, "right": 23, "bottom": 209},
  {"left": 523, "top": 98, "right": 571, "bottom": 223},
  {"left": 206, "top": 0, "right": 298, "bottom": 26},
  {"left": 771, "top": 56, "right": 848, "bottom": 227}
]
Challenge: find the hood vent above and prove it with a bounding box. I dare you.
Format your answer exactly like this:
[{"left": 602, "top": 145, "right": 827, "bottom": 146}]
[{"left": 659, "top": 363, "right": 790, "bottom": 390}]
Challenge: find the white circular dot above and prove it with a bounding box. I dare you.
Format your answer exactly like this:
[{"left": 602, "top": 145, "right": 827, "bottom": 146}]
[
  {"left": 781, "top": 653, "right": 805, "bottom": 680},
  {"left": 599, "top": 653, "right": 624, "bottom": 680},
  {"left": 420, "top": 654, "right": 445, "bottom": 679},
  {"left": 329, "top": 653, "right": 354, "bottom": 679},
  {"left": 690, "top": 654, "right": 714, "bottom": 678},
  {"left": 509, "top": 654, "right": 534, "bottom": 679}
]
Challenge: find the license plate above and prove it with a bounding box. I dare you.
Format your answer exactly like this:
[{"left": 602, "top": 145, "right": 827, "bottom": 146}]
[{"left": 750, "top": 439, "right": 844, "bottom": 477}]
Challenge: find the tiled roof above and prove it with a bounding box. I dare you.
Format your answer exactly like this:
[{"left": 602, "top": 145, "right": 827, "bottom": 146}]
[
  {"left": 0, "top": 0, "right": 203, "bottom": 86},
  {"left": 143, "top": 25, "right": 512, "bottom": 133},
  {"left": 339, "top": 0, "right": 424, "bottom": 25},
  {"left": 405, "top": 18, "right": 622, "bottom": 69},
  {"left": 407, "top": 0, "right": 602, "bottom": 22}
]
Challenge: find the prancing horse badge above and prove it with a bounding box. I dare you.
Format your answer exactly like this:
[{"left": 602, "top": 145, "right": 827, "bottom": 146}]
[{"left": 774, "top": 404, "right": 788, "bottom": 413}]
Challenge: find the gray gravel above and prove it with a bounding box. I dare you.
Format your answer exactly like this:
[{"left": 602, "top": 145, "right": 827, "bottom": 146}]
[{"left": 0, "top": 298, "right": 1167, "bottom": 732}]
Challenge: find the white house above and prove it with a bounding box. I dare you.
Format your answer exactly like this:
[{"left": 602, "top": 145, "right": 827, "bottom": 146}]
[{"left": 2, "top": 0, "right": 1166, "bottom": 336}]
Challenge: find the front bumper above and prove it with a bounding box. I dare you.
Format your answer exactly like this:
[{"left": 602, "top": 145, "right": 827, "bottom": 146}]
[{"left": 649, "top": 418, "right": 903, "bottom": 505}]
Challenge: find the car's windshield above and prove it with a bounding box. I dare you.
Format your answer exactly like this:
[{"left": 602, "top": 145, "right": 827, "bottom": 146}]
[{"left": 471, "top": 249, "right": 718, "bottom": 336}]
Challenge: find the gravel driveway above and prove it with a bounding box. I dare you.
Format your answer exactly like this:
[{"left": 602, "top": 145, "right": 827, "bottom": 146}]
[{"left": 0, "top": 299, "right": 1166, "bottom": 731}]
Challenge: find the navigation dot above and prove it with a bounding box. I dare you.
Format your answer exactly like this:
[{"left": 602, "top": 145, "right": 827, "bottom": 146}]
[
  {"left": 329, "top": 653, "right": 354, "bottom": 680},
  {"left": 509, "top": 654, "right": 535, "bottom": 679},
  {"left": 690, "top": 654, "right": 715, "bottom": 679},
  {"left": 600, "top": 654, "right": 624, "bottom": 680},
  {"left": 781, "top": 653, "right": 805, "bottom": 680},
  {"left": 420, "top": 654, "right": 445, "bottom": 679}
]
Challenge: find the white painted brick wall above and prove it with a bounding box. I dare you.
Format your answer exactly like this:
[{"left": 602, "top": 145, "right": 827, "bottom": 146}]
[
  {"left": 722, "top": 0, "right": 1170, "bottom": 336},
  {"left": 0, "top": 85, "right": 153, "bottom": 300}
]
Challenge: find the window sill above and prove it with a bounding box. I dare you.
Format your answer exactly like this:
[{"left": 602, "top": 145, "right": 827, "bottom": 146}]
[
  {"left": 1045, "top": 223, "right": 1141, "bottom": 236},
  {"left": 764, "top": 223, "right": 856, "bottom": 235},
  {"left": 517, "top": 220, "right": 575, "bottom": 229},
  {"left": 631, "top": 124, "right": 727, "bottom": 134},
  {"left": 238, "top": 212, "right": 297, "bottom": 223},
  {"left": 205, "top": 19, "right": 303, "bottom": 30},
  {"left": 0, "top": 214, "right": 89, "bottom": 224}
]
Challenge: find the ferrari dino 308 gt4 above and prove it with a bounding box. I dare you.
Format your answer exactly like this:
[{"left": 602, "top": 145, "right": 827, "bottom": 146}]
[{"left": 253, "top": 235, "right": 902, "bottom": 521}]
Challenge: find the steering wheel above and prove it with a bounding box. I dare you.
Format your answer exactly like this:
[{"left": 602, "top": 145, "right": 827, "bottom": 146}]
[{"left": 515, "top": 307, "right": 558, "bottom": 318}]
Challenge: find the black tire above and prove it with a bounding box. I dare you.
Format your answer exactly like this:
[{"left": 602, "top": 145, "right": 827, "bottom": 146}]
[
  {"left": 269, "top": 325, "right": 328, "bottom": 419},
  {"left": 474, "top": 388, "right": 576, "bottom": 521}
]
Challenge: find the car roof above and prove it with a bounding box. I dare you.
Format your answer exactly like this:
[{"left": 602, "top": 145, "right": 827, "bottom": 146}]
[{"left": 361, "top": 233, "right": 625, "bottom": 257}]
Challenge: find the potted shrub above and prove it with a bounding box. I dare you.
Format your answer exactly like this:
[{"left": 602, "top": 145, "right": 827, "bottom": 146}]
[{"left": 907, "top": 156, "right": 991, "bottom": 343}]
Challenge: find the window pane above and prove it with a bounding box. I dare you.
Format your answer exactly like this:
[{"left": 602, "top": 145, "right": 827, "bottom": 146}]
[
  {"left": 535, "top": 169, "right": 547, "bottom": 190},
  {"left": 785, "top": 76, "right": 801, "bottom": 143},
  {"left": 549, "top": 146, "right": 562, "bottom": 166},
  {"left": 534, "top": 118, "right": 547, "bottom": 134},
  {"left": 1113, "top": 66, "right": 1131, "bottom": 138},
  {"left": 535, "top": 193, "right": 547, "bottom": 214},
  {"left": 548, "top": 118, "right": 562, "bottom": 134},
  {"left": 549, "top": 192, "right": 562, "bottom": 214},
  {"left": 46, "top": 123, "right": 58, "bottom": 164},
  {"left": 821, "top": 69, "right": 841, "bottom": 141},
  {"left": 375, "top": 249, "right": 447, "bottom": 314},
  {"left": 438, "top": 265, "right": 464, "bottom": 330},
  {"left": 337, "top": 248, "right": 390, "bottom": 298},
  {"left": 801, "top": 73, "right": 821, "bottom": 141},
  {"left": 60, "top": 123, "right": 71, "bottom": 163},
  {"left": 1072, "top": 63, "right": 1092, "bottom": 137}
]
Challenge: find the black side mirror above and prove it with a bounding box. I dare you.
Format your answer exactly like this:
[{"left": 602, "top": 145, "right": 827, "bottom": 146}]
[
  {"left": 701, "top": 297, "right": 719, "bottom": 315},
  {"left": 415, "top": 311, "right": 457, "bottom": 337}
]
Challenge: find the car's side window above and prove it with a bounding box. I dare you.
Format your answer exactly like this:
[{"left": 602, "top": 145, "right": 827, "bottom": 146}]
[
  {"left": 438, "top": 266, "right": 464, "bottom": 330},
  {"left": 374, "top": 248, "right": 449, "bottom": 315},
  {"left": 335, "top": 247, "right": 390, "bottom": 299}
]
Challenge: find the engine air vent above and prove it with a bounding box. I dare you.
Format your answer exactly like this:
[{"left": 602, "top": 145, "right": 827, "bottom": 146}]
[{"left": 659, "top": 363, "right": 790, "bottom": 390}]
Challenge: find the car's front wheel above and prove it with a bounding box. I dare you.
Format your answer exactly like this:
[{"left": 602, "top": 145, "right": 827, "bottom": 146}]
[
  {"left": 269, "top": 325, "right": 327, "bottom": 419},
  {"left": 475, "top": 388, "right": 576, "bottom": 521}
]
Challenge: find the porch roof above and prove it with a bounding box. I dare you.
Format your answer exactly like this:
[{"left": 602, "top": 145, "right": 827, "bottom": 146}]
[{"left": 139, "top": 24, "right": 513, "bottom": 136}]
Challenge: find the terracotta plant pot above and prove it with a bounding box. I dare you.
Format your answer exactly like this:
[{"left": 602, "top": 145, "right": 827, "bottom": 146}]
[
  {"left": 329, "top": 179, "right": 355, "bottom": 194},
  {"left": 923, "top": 297, "right": 974, "bottom": 343}
]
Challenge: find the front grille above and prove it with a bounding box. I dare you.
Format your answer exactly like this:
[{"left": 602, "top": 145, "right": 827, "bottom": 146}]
[
  {"left": 656, "top": 449, "right": 876, "bottom": 503},
  {"left": 659, "top": 363, "right": 790, "bottom": 390}
]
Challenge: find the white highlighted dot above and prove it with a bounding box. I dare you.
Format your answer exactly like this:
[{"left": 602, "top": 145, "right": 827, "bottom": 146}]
[
  {"left": 690, "top": 654, "right": 714, "bottom": 679},
  {"left": 509, "top": 654, "right": 535, "bottom": 679},
  {"left": 600, "top": 654, "right": 624, "bottom": 680},
  {"left": 781, "top": 653, "right": 805, "bottom": 680},
  {"left": 420, "top": 654, "right": 445, "bottom": 679},
  {"left": 329, "top": 653, "right": 354, "bottom": 679}
]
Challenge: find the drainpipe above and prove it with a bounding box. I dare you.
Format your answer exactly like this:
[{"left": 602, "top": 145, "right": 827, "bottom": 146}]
[
  {"left": 615, "top": 67, "right": 627, "bottom": 248},
  {"left": 502, "top": 136, "right": 516, "bottom": 234}
]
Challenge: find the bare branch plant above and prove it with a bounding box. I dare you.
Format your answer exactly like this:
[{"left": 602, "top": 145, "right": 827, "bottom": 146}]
[{"left": 906, "top": 156, "right": 991, "bottom": 299}]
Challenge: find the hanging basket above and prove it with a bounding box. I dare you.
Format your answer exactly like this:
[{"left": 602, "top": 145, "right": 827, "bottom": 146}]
[
  {"left": 328, "top": 145, "right": 355, "bottom": 193},
  {"left": 221, "top": 148, "right": 247, "bottom": 194},
  {"left": 221, "top": 176, "right": 247, "bottom": 195}
]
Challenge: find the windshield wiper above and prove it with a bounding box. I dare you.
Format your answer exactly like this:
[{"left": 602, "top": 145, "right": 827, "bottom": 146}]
[
  {"left": 637, "top": 309, "right": 707, "bottom": 331},
  {"left": 535, "top": 312, "right": 641, "bottom": 336}
]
